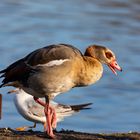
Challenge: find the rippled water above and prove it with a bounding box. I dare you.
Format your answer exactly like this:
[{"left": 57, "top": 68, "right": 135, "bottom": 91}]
[{"left": 0, "top": 0, "right": 140, "bottom": 133}]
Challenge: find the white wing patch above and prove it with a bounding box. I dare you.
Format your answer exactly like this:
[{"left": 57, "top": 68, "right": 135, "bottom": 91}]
[{"left": 37, "top": 59, "right": 70, "bottom": 67}]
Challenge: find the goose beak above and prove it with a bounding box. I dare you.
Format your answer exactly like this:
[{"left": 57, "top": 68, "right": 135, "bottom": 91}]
[{"left": 108, "top": 60, "right": 122, "bottom": 75}]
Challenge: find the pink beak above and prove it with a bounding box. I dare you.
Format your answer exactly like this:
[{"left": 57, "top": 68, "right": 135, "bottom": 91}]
[{"left": 108, "top": 60, "right": 122, "bottom": 75}]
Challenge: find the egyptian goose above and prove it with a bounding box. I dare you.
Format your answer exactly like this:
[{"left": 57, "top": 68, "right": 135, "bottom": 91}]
[
  {"left": 8, "top": 88, "right": 91, "bottom": 131},
  {"left": 0, "top": 44, "right": 122, "bottom": 138}
]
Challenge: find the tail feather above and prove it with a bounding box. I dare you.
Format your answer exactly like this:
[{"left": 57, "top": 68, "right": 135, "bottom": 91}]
[
  {"left": 0, "top": 69, "right": 6, "bottom": 74},
  {"left": 56, "top": 102, "right": 92, "bottom": 122},
  {"left": 71, "top": 103, "right": 92, "bottom": 112},
  {"left": 0, "top": 74, "right": 5, "bottom": 78},
  {"left": 0, "top": 83, "right": 5, "bottom": 88},
  {"left": 0, "top": 73, "right": 6, "bottom": 88}
]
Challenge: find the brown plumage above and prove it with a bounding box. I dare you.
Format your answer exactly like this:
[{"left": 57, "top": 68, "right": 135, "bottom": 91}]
[
  {"left": 0, "top": 43, "right": 122, "bottom": 138},
  {"left": 0, "top": 44, "right": 82, "bottom": 88}
]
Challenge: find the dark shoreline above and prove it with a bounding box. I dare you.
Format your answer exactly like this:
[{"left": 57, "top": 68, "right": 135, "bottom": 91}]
[{"left": 0, "top": 128, "right": 139, "bottom": 140}]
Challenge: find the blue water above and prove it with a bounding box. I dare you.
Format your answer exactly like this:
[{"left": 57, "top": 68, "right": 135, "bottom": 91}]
[{"left": 0, "top": 0, "right": 140, "bottom": 133}]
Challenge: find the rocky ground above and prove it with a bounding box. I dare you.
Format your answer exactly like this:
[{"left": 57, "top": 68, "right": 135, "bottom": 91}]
[{"left": 0, "top": 128, "right": 140, "bottom": 140}]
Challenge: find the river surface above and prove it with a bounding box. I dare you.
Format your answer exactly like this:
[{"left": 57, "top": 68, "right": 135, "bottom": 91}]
[{"left": 0, "top": 0, "right": 140, "bottom": 133}]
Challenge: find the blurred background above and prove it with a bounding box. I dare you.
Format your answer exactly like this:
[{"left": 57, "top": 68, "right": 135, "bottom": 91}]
[{"left": 0, "top": 0, "right": 140, "bottom": 133}]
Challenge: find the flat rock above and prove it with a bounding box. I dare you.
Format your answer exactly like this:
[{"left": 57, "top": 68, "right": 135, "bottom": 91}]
[{"left": 0, "top": 128, "right": 139, "bottom": 140}]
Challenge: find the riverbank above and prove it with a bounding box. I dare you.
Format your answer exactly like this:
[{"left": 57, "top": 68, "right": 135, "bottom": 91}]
[{"left": 0, "top": 128, "right": 139, "bottom": 140}]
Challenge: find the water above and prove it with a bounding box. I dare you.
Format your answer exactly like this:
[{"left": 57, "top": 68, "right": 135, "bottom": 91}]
[{"left": 0, "top": 0, "right": 140, "bottom": 133}]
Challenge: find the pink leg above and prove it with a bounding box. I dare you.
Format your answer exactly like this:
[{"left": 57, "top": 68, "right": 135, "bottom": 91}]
[
  {"left": 51, "top": 108, "right": 57, "bottom": 129},
  {"left": 34, "top": 97, "right": 45, "bottom": 107},
  {"left": 44, "top": 104, "right": 55, "bottom": 138},
  {"left": 33, "top": 97, "right": 56, "bottom": 138}
]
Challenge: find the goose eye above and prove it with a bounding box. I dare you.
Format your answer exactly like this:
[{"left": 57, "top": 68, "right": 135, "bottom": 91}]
[{"left": 105, "top": 52, "right": 113, "bottom": 59}]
